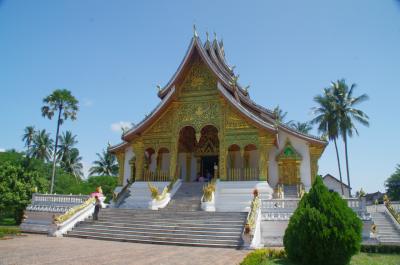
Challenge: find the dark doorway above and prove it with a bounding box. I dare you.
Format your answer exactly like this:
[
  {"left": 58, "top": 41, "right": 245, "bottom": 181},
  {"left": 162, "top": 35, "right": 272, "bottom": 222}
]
[{"left": 201, "top": 156, "right": 218, "bottom": 180}]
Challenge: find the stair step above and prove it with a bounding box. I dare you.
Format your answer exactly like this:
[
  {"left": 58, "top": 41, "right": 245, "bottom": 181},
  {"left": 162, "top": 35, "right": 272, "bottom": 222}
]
[{"left": 67, "top": 233, "right": 241, "bottom": 248}]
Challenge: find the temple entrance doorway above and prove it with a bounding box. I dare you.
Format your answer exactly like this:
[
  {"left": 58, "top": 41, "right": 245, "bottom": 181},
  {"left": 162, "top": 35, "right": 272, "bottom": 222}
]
[
  {"left": 201, "top": 155, "right": 218, "bottom": 180},
  {"left": 177, "top": 125, "right": 219, "bottom": 182}
]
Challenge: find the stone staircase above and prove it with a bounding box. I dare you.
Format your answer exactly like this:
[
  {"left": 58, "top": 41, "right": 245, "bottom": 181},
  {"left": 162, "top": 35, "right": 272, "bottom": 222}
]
[
  {"left": 371, "top": 211, "right": 400, "bottom": 244},
  {"left": 117, "top": 182, "right": 168, "bottom": 209},
  {"left": 164, "top": 182, "right": 203, "bottom": 211},
  {"left": 67, "top": 208, "right": 247, "bottom": 248},
  {"left": 283, "top": 185, "right": 298, "bottom": 198}
]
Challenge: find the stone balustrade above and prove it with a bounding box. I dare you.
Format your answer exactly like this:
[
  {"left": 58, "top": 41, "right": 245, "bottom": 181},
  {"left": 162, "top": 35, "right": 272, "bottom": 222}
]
[
  {"left": 261, "top": 197, "right": 370, "bottom": 221},
  {"left": 32, "top": 193, "right": 89, "bottom": 205}
]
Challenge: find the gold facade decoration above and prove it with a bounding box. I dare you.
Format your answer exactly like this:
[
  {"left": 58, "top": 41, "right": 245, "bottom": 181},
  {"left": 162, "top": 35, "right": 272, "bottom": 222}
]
[
  {"left": 180, "top": 59, "right": 216, "bottom": 93},
  {"left": 176, "top": 101, "right": 221, "bottom": 132},
  {"left": 309, "top": 144, "right": 325, "bottom": 183},
  {"left": 226, "top": 110, "right": 251, "bottom": 129},
  {"left": 276, "top": 140, "right": 302, "bottom": 185}
]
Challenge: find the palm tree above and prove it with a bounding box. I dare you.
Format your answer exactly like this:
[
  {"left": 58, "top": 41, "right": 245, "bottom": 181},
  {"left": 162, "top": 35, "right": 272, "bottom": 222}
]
[
  {"left": 60, "top": 148, "right": 83, "bottom": 180},
  {"left": 291, "top": 122, "right": 313, "bottom": 134},
  {"left": 331, "top": 80, "right": 369, "bottom": 193},
  {"left": 41, "top": 89, "right": 79, "bottom": 193},
  {"left": 89, "top": 149, "right": 118, "bottom": 176},
  {"left": 273, "top": 105, "right": 288, "bottom": 124},
  {"left": 57, "top": 131, "right": 78, "bottom": 161},
  {"left": 29, "top": 129, "right": 54, "bottom": 161},
  {"left": 22, "top": 126, "right": 36, "bottom": 151},
  {"left": 311, "top": 88, "right": 345, "bottom": 195}
]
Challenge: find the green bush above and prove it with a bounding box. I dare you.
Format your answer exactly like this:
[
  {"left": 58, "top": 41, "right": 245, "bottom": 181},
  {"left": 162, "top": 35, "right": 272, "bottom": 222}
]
[
  {"left": 283, "top": 176, "right": 362, "bottom": 265},
  {"left": 361, "top": 244, "right": 400, "bottom": 254},
  {"left": 240, "top": 249, "right": 286, "bottom": 265}
]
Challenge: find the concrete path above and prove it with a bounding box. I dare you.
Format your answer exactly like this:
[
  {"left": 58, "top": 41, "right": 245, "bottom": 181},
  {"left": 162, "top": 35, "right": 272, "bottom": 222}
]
[{"left": 0, "top": 234, "right": 249, "bottom": 265}]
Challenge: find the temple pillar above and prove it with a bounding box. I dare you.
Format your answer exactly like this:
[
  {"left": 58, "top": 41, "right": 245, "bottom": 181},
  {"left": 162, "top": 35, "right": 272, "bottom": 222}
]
[
  {"left": 185, "top": 153, "right": 192, "bottom": 181},
  {"left": 132, "top": 140, "right": 144, "bottom": 181},
  {"left": 169, "top": 137, "right": 178, "bottom": 179},
  {"left": 259, "top": 134, "right": 274, "bottom": 181},
  {"left": 218, "top": 132, "right": 227, "bottom": 180},
  {"left": 116, "top": 152, "right": 125, "bottom": 185}
]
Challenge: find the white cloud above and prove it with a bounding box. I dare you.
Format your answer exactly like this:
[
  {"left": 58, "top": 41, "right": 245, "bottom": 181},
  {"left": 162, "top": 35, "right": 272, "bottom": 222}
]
[
  {"left": 0, "top": 148, "right": 5, "bottom": 152},
  {"left": 83, "top": 99, "right": 94, "bottom": 107},
  {"left": 110, "top": 121, "right": 133, "bottom": 134}
]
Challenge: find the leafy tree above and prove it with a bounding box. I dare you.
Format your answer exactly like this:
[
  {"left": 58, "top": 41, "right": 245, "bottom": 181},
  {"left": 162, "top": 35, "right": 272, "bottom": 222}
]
[
  {"left": 59, "top": 148, "right": 83, "bottom": 180},
  {"left": 22, "top": 126, "right": 36, "bottom": 151},
  {"left": 28, "top": 129, "right": 54, "bottom": 161},
  {"left": 332, "top": 80, "right": 369, "bottom": 194},
  {"left": 0, "top": 162, "right": 49, "bottom": 223},
  {"left": 89, "top": 149, "right": 118, "bottom": 176},
  {"left": 284, "top": 176, "right": 362, "bottom": 265},
  {"left": 386, "top": 165, "right": 400, "bottom": 201},
  {"left": 312, "top": 88, "right": 345, "bottom": 195},
  {"left": 41, "top": 89, "right": 79, "bottom": 193},
  {"left": 87, "top": 175, "right": 118, "bottom": 203},
  {"left": 290, "top": 121, "right": 312, "bottom": 134}
]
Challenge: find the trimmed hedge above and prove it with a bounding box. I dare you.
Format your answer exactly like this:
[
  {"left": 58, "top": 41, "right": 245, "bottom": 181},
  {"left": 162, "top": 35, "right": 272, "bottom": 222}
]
[
  {"left": 283, "top": 176, "right": 362, "bottom": 265},
  {"left": 240, "top": 249, "right": 286, "bottom": 265},
  {"left": 361, "top": 244, "right": 400, "bottom": 254}
]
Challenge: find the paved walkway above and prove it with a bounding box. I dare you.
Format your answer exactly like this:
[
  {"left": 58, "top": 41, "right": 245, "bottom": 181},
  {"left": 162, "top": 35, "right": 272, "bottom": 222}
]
[{"left": 0, "top": 234, "right": 249, "bottom": 265}]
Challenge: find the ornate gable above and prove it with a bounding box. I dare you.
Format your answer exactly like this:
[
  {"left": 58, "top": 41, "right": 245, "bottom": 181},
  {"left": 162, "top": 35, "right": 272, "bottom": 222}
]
[{"left": 277, "top": 140, "right": 302, "bottom": 161}]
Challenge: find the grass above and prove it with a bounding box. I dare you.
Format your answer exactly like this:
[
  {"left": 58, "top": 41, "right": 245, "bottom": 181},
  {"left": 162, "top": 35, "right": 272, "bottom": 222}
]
[
  {"left": 0, "top": 217, "right": 19, "bottom": 238},
  {"left": 0, "top": 226, "right": 20, "bottom": 238},
  {"left": 240, "top": 253, "right": 400, "bottom": 265}
]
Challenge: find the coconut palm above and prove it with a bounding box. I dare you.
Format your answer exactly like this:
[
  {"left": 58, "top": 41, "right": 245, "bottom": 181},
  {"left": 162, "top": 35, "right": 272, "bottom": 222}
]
[
  {"left": 57, "top": 131, "right": 78, "bottom": 161},
  {"left": 60, "top": 148, "right": 83, "bottom": 180},
  {"left": 311, "top": 88, "right": 345, "bottom": 195},
  {"left": 273, "top": 105, "right": 288, "bottom": 124},
  {"left": 41, "top": 89, "right": 79, "bottom": 193},
  {"left": 89, "top": 149, "right": 118, "bottom": 176},
  {"left": 29, "top": 129, "right": 54, "bottom": 161},
  {"left": 22, "top": 126, "right": 36, "bottom": 151},
  {"left": 291, "top": 122, "right": 313, "bottom": 134},
  {"left": 331, "top": 80, "right": 369, "bottom": 192}
]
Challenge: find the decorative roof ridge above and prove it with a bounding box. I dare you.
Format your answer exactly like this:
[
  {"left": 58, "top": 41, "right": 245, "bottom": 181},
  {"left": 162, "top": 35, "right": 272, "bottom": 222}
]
[
  {"left": 217, "top": 82, "right": 276, "bottom": 131},
  {"left": 208, "top": 38, "right": 236, "bottom": 81},
  {"left": 277, "top": 121, "right": 327, "bottom": 144},
  {"left": 212, "top": 38, "right": 233, "bottom": 75},
  {"left": 108, "top": 141, "right": 129, "bottom": 152},
  {"left": 124, "top": 86, "right": 176, "bottom": 140}
]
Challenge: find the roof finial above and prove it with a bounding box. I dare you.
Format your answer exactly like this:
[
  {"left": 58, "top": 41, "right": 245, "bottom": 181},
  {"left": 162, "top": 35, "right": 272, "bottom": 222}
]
[
  {"left": 193, "top": 24, "right": 198, "bottom": 37},
  {"left": 213, "top": 31, "right": 217, "bottom": 40},
  {"left": 206, "top": 31, "right": 209, "bottom": 41},
  {"left": 156, "top": 84, "right": 161, "bottom": 92}
]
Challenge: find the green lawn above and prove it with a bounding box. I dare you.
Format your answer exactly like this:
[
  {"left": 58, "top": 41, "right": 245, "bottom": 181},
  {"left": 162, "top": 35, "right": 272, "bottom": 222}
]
[
  {"left": 0, "top": 217, "right": 19, "bottom": 238},
  {"left": 241, "top": 253, "right": 400, "bottom": 265}
]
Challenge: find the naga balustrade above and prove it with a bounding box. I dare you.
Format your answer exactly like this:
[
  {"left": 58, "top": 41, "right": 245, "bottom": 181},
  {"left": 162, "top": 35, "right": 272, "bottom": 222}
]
[
  {"left": 143, "top": 170, "right": 170, "bottom": 182},
  {"left": 227, "top": 168, "right": 259, "bottom": 181}
]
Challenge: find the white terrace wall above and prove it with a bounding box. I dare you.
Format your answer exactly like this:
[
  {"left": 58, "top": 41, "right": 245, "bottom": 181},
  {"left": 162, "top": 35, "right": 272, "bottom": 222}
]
[{"left": 268, "top": 131, "right": 312, "bottom": 190}]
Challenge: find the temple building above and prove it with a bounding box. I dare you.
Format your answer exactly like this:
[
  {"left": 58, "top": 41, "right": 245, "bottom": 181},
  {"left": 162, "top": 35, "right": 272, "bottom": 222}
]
[{"left": 109, "top": 31, "right": 327, "bottom": 194}]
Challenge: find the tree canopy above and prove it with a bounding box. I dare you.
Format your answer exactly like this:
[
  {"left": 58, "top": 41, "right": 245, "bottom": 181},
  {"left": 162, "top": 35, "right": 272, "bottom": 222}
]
[{"left": 386, "top": 165, "right": 400, "bottom": 201}]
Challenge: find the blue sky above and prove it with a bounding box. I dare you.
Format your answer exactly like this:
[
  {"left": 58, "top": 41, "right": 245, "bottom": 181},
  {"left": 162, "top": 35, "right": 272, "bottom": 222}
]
[{"left": 1, "top": 0, "right": 399, "bottom": 193}]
